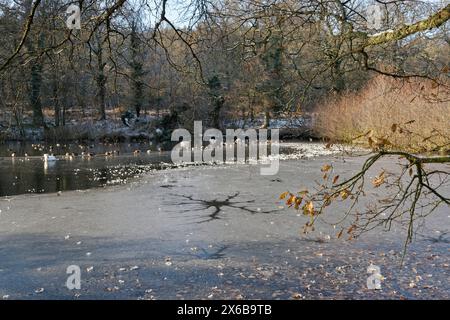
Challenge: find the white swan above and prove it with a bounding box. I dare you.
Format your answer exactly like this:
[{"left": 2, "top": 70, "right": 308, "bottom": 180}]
[{"left": 43, "top": 154, "right": 57, "bottom": 162}]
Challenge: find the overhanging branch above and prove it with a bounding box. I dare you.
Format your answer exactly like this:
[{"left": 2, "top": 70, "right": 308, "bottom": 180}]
[{"left": 363, "top": 4, "right": 450, "bottom": 47}]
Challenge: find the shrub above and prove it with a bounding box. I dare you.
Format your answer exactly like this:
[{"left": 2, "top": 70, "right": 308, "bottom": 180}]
[{"left": 314, "top": 75, "right": 450, "bottom": 152}]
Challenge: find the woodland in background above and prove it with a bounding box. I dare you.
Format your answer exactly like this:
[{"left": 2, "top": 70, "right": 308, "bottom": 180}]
[{"left": 0, "top": 0, "right": 448, "bottom": 145}]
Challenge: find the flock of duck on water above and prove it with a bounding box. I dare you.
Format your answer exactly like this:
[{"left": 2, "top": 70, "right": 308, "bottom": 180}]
[
  {"left": 7, "top": 143, "right": 161, "bottom": 163},
  {"left": 6, "top": 137, "right": 262, "bottom": 163}
]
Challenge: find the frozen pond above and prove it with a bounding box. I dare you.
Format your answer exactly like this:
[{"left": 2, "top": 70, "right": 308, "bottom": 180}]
[
  {"left": 0, "top": 141, "right": 329, "bottom": 197},
  {"left": 0, "top": 146, "right": 448, "bottom": 299}
]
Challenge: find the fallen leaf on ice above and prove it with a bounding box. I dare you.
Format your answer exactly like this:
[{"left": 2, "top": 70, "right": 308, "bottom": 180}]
[{"left": 292, "top": 293, "right": 303, "bottom": 300}]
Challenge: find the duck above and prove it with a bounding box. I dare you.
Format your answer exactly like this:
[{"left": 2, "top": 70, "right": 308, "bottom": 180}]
[
  {"left": 8, "top": 148, "right": 16, "bottom": 157},
  {"left": 64, "top": 153, "right": 74, "bottom": 160},
  {"left": 81, "top": 152, "right": 94, "bottom": 158}
]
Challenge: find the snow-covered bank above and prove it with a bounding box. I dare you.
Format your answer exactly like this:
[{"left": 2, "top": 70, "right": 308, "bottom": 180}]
[
  {"left": 0, "top": 115, "right": 315, "bottom": 143},
  {"left": 0, "top": 118, "right": 157, "bottom": 142}
]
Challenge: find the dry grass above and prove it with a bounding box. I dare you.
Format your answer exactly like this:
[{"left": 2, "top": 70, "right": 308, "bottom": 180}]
[{"left": 314, "top": 76, "right": 450, "bottom": 152}]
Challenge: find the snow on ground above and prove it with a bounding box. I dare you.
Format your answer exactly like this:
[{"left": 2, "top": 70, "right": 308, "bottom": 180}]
[{"left": 277, "top": 142, "right": 367, "bottom": 160}]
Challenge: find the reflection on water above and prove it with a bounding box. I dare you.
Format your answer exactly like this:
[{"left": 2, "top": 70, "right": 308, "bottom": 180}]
[
  {"left": 0, "top": 141, "right": 172, "bottom": 197},
  {"left": 0, "top": 154, "right": 173, "bottom": 197}
]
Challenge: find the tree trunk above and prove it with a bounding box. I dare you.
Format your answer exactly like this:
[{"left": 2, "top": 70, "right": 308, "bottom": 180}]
[
  {"left": 27, "top": 30, "right": 45, "bottom": 127},
  {"left": 96, "top": 35, "right": 107, "bottom": 120},
  {"left": 30, "top": 59, "right": 44, "bottom": 127},
  {"left": 262, "top": 110, "right": 270, "bottom": 129},
  {"left": 97, "top": 71, "right": 106, "bottom": 120},
  {"left": 211, "top": 95, "right": 224, "bottom": 129},
  {"left": 53, "top": 78, "right": 60, "bottom": 126},
  {"left": 130, "top": 22, "right": 144, "bottom": 119}
]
